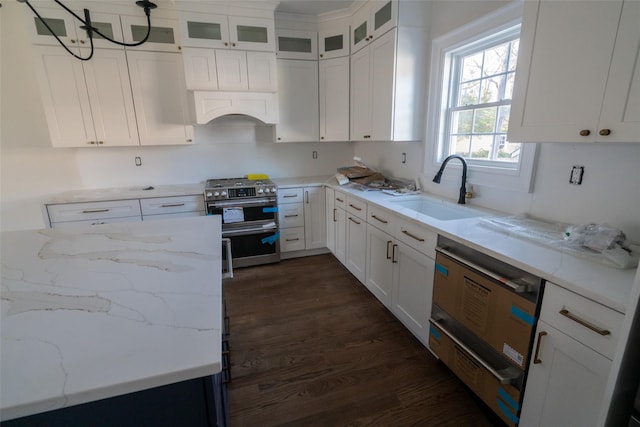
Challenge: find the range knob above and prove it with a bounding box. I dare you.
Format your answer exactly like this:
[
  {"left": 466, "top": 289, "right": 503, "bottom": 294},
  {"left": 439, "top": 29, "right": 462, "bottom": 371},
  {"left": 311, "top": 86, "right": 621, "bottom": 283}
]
[
  {"left": 206, "top": 192, "right": 213, "bottom": 198},
  {"left": 257, "top": 188, "right": 264, "bottom": 194},
  {"left": 271, "top": 187, "right": 277, "bottom": 193},
  {"left": 214, "top": 191, "right": 220, "bottom": 197},
  {"left": 221, "top": 191, "right": 227, "bottom": 197},
  {"left": 265, "top": 188, "right": 271, "bottom": 193}
]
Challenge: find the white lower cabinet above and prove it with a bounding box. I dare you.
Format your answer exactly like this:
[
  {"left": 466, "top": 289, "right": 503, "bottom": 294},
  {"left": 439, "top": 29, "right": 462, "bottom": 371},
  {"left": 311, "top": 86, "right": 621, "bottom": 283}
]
[
  {"left": 520, "top": 282, "right": 623, "bottom": 426},
  {"left": 303, "top": 187, "right": 326, "bottom": 250},
  {"left": 345, "top": 212, "right": 367, "bottom": 283},
  {"left": 365, "top": 224, "right": 394, "bottom": 308},
  {"left": 140, "top": 195, "right": 205, "bottom": 220},
  {"left": 326, "top": 188, "right": 347, "bottom": 264},
  {"left": 278, "top": 186, "right": 326, "bottom": 254}
]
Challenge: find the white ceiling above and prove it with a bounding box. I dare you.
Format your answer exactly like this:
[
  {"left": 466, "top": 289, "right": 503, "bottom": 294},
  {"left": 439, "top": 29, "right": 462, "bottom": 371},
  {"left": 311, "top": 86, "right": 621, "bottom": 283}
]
[{"left": 276, "top": 0, "right": 355, "bottom": 16}]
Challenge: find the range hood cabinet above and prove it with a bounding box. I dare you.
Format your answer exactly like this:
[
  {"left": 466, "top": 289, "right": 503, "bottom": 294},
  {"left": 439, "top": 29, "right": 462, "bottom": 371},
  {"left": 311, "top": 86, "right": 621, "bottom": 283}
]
[{"left": 191, "top": 91, "right": 279, "bottom": 125}]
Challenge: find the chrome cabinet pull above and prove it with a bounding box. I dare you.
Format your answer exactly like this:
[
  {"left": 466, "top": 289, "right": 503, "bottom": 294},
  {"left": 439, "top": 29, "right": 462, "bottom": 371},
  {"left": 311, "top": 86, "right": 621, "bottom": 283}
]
[
  {"left": 284, "top": 214, "right": 299, "bottom": 218},
  {"left": 349, "top": 203, "right": 362, "bottom": 211},
  {"left": 559, "top": 309, "right": 611, "bottom": 336},
  {"left": 348, "top": 217, "right": 361, "bottom": 225},
  {"left": 392, "top": 244, "right": 398, "bottom": 263},
  {"left": 285, "top": 238, "right": 300, "bottom": 242},
  {"left": 82, "top": 209, "right": 109, "bottom": 213},
  {"left": 371, "top": 214, "right": 388, "bottom": 224},
  {"left": 401, "top": 229, "right": 425, "bottom": 242},
  {"left": 160, "top": 203, "right": 185, "bottom": 208},
  {"left": 533, "top": 331, "right": 547, "bottom": 364},
  {"left": 283, "top": 194, "right": 297, "bottom": 198},
  {"left": 386, "top": 241, "right": 393, "bottom": 260},
  {"left": 336, "top": 197, "right": 344, "bottom": 203}
]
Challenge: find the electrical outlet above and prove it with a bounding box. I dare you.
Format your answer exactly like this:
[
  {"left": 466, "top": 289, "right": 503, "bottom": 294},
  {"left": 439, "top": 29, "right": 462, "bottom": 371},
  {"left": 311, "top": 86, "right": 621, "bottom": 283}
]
[
  {"left": 569, "top": 165, "right": 584, "bottom": 185},
  {"left": 402, "top": 153, "right": 407, "bottom": 164},
  {"left": 135, "top": 156, "right": 142, "bottom": 167},
  {"left": 312, "top": 151, "right": 318, "bottom": 159}
]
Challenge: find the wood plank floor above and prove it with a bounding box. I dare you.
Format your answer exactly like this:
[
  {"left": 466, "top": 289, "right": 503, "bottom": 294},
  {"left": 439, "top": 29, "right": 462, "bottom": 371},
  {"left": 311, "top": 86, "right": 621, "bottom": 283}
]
[{"left": 225, "top": 254, "right": 505, "bottom": 426}]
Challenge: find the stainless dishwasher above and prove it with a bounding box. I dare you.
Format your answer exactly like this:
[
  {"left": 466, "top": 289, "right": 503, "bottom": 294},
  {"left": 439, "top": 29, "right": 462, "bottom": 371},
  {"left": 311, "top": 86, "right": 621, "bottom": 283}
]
[{"left": 429, "top": 236, "right": 543, "bottom": 427}]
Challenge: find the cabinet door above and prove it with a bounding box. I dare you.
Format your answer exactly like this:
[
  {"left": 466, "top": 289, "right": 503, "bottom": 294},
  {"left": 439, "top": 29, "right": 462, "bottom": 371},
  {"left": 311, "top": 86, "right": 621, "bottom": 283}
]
[
  {"left": 319, "top": 26, "right": 349, "bottom": 59},
  {"left": 326, "top": 188, "right": 336, "bottom": 253},
  {"left": 351, "top": 4, "right": 370, "bottom": 54},
  {"left": 247, "top": 52, "right": 277, "bottom": 91},
  {"left": 319, "top": 57, "right": 350, "bottom": 141},
  {"left": 32, "top": 46, "right": 96, "bottom": 147},
  {"left": 598, "top": 0, "right": 640, "bottom": 143},
  {"left": 216, "top": 49, "right": 249, "bottom": 90},
  {"left": 370, "top": 1, "right": 397, "bottom": 41},
  {"left": 74, "top": 12, "right": 124, "bottom": 48},
  {"left": 228, "top": 16, "right": 275, "bottom": 52},
  {"left": 275, "top": 59, "right": 319, "bottom": 142},
  {"left": 276, "top": 29, "right": 317, "bottom": 60},
  {"left": 82, "top": 48, "right": 139, "bottom": 146},
  {"left": 26, "top": 7, "right": 78, "bottom": 46},
  {"left": 365, "top": 225, "right": 394, "bottom": 308},
  {"left": 303, "top": 187, "right": 326, "bottom": 250},
  {"left": 392, "top": 242, "right": 433, "bottom": 345},
  {"left": 179, "top": 12, "right": 230, "bottom": 49},
  {"left": 508, "top": 0, "right": 623, "bottom": 143},
  {"left": 519, "top": 321, "right": 612, "bottom": 427},
  {"left": 182, "top": 47, "right": 218, "bottom": 90},
  {"left": 346, "top": 213, "right": 367, "bottom": 283},
  {"left": 369, "top": 29, "right": 396, "bottom": 141},
  {"left": 335, "top": 207, "right": 347, "bottom": 265},
  {"left": 121, "top": 16, "right": 181, "bottom": 52},
  {"left": 350, "top": 46, "right": 372, "bottom": 140},
  {"left": 127, "top": 51, "right": 193, "bottom": 145}
]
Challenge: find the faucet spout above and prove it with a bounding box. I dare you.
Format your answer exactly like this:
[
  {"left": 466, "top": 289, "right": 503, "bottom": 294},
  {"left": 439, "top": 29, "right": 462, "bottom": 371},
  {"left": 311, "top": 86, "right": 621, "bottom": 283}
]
[{"left": 432, "top": 155, "right": 467, "bottom": 204}]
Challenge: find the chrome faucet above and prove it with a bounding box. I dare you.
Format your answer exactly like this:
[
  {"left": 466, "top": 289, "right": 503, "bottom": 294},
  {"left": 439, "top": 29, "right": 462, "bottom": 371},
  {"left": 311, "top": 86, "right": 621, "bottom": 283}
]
[{"left": 432, "top": 155, "right": 468, "bottom": 204}]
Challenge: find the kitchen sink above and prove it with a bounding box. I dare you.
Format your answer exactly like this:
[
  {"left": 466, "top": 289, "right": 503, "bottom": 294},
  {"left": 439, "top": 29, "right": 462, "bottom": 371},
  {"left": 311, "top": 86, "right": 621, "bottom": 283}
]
[{"left": 391, "top": 196, "right": 486, "bottom": 221}]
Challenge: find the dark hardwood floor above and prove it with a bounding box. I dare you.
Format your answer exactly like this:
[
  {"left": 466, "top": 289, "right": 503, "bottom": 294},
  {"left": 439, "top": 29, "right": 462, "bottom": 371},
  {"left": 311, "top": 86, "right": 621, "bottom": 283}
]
[{"left": 225, "top": 254, "right": 504, "bottom": 426}]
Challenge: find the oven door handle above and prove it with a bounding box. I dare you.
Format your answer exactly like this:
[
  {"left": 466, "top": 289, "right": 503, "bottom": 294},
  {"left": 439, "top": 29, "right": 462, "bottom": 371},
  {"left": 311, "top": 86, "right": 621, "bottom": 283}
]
[
  {"left": 208, "top": 199, "right": 277, "bottom": 209},
  {"left": 223, "top": 226, "right": 278, "bottom": 236}
]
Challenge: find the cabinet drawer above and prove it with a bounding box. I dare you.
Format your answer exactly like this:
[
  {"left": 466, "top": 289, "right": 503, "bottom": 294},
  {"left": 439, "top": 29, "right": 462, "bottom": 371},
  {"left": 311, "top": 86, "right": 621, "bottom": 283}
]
[
  {"left": 280, "top": 227, "right": 305, "bottom": 252},
  {"left": 278, "top": 188, "right": 304, "bottom": 204},
  {"left": 334, "top": 190, "right": 347, "bottom": 209},
  {"left": 47, "top": 200, "right": 142, "bottom": 223},
  {"left": 346, "top": 196, "right": 366, "bottom": 219},
  {"left": 278, "top": 203, "right": 305, "bottom": 228},
  {"left": 367, "top": 205, "right": 395, "bottom": 234},
  {"left": 50, "top": 216, "right": 142, "bottom": 228},
  {"left": 395, "top": 218, "right": 437, "bottom": 257},
  {"left": 540, "top": 283, "right": 623, "bottom": 360},
  {"left": 140, "top": 195, "right": 204, "bottom": 216},
  {"left": 142, "top": 211, "right": 204, "bottom": 221}
]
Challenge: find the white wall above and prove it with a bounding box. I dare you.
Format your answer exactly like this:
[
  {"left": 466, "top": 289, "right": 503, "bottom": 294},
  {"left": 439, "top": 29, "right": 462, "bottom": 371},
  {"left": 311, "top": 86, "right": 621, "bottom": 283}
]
[{"left": 0, "top": 2, "right": 353, "bottom": 232}]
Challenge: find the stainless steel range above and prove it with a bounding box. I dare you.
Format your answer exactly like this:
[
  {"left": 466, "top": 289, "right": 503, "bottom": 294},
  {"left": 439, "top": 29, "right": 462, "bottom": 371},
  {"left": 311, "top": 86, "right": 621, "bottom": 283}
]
[{"left": 205, "top": 177, "right": 279, "bottom": 268}]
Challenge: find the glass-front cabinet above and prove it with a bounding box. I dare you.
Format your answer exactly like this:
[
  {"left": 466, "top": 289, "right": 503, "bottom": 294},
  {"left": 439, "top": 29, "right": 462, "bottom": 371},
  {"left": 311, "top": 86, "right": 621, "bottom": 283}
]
[
  {"left": 351, "top": 0, "right": 397, "bottom": 53},
  {"left": 276, "top": 29, "right": 317, "bottom": 60},
  {"left": 121, "top": 16, "right": 180, "bottom": 52},
  {"left": 319, "top": 26, "right": 349, "bottom": 59},
  {"left": 180, "top": 12, "right": 274, "bottom": 52}
]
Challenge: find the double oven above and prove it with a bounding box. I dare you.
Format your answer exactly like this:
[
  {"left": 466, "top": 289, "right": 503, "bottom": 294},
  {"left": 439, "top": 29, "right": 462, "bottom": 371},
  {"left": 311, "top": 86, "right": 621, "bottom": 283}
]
[{"left": 205, "top": 178, "right": 280, "bottom": 268}]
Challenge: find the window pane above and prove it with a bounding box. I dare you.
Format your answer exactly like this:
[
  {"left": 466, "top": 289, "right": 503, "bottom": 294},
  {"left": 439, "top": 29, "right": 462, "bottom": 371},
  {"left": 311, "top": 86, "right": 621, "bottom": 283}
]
[
  {"left": 480, "top": 75, "right": 504, "bottom": 103},
  {"left": 473, "top": 107, "right": 496, "bottom": 133},
  {"left": 504, "top": 72, "right": 515, "bottom": 100},
  {"left": 483, "top": 43, "right": 508, "bottom": 77},
  {"left": 458, "top": 81, "right": 480, "bottom": 106},
  {"left": 453, "top": 135, "right": 471, "bottom": 157},
  {"left": 187, "top": 21, "right": 222, "bottom": 41},
  {"left": 498, "top": 139, "right": 521, "bottom": 162},
  {"left": 470, "top": 135, "right": 492, "bottom": 159},
  {"left": 237, "top": 25, "right": 268, "bottom": 43},
  {"left": 508, "top": 40, "right": 519, "bottom": 71},
  {"left": 461, "top": 52, "right": 483, "bottom": 82},
  {"left": 498, "top": 106, "right": 511, "bottom": 133},
  {"left": 451, "top": 110, "right": 473, "bottom": 134}
]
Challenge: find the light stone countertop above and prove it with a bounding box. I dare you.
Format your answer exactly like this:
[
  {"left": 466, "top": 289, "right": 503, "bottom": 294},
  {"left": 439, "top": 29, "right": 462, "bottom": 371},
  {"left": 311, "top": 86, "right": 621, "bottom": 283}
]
[
  {"left": 0, "top": 216, "right": 222, "bottom": 421},
  {"left": 272, "top": 176, "right": 332, "bottom": 188},
  {"left": 44, "top": 183, "right": 205, "bottom": 204},
  {"left": 327, "top": 180, "right": 638, "bottom": 314}
]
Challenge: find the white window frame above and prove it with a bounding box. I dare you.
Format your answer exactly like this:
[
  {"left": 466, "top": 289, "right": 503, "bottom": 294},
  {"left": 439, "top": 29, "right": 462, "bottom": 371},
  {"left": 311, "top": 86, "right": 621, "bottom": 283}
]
[{"left": 424, "top": 2, "right": 538, "bottom": 193}]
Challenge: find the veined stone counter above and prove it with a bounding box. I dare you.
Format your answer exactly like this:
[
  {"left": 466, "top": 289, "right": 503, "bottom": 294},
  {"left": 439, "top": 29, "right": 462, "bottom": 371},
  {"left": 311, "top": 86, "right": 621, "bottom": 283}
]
[{"left": 0, "top": 216, "right": 222, "bottom": 421}]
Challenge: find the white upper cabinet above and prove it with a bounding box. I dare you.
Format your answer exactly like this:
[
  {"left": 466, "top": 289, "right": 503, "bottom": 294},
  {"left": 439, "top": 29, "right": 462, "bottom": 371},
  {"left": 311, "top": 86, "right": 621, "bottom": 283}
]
[
  {"left": 351, "top": 0, "right": 397, "bottom": 54},
  {"left": 509, "top": 0, "right": 640, "bottom": 143},
  {"left": 319, "top": 25, "right": 349, "bottom": 59},
  {"left": 276, "top": 29, "right": 317, "bottom": 60},
  {"left": 275, "top": 59, "right": 319, "bottom": 142},
  {"left": 319, "top": 56, "right": 350, "bottom": 141},
  {"left": 121, "top": 16, "right": 181, "bottom": 52},
  {"left": 180, "top": 12, "right": 275, "bottom": 52}
]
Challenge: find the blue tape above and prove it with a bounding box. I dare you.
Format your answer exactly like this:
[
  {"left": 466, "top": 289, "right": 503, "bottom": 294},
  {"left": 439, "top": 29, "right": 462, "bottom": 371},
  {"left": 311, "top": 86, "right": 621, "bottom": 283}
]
[
  {"left": 511, "top": 305, "right": 536, "bottom": 326},
  {"left": 263, "top": 207, "right": 278, "bottom": 213},
  {"left": 498, "top": 387, "right": 520, "bottom": 411},
  {"left": 435, "top": 263, "right": 448, "bottom": 276},
  {"left": 261, "top": 231, "right": 280, "bottom": 245},
  {"left": 429, "top": 325, "right": 441, "bottom": 340},
  {"left": 497, "top": 399, "right": 520, "bottom": 424}
]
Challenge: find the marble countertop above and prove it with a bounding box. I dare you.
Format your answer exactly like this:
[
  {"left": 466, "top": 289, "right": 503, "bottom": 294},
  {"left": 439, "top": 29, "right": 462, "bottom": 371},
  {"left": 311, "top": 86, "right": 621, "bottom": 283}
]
[
  {"left": 272, "top": 176, "right": 332, "bottom": 188},
  {"left": 0, "top": 216, "right": 222, "bottom": 421},
  {"left": 328, "top": 180, "right": 638, "bottom": 314},
  {"left": 45, "top": 183, "right": 205, "bottom": 204}
]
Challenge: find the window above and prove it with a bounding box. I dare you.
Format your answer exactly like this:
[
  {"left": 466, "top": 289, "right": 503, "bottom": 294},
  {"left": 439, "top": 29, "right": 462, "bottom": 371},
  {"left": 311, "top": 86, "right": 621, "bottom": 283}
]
[
  {"left": 447, "top": 31, "right": 520, "bottom": 165},
  {"left": 425, "top": 3, "right": 537, "bottom": 193}
]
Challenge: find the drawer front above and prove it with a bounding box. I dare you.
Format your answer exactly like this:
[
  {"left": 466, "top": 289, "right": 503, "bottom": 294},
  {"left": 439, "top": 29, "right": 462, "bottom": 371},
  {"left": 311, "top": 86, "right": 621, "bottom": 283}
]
[
  {"left": 278, "top": 188, "right": 304, "bottom": 204},
  {"left": 278, "top": 203, "right": 305, "bottom": 228},
  {"left": 395, "top": 218, "right": 437, "bottom": 257},
  {"left": 280, "top": 227, "right": 306, "bottom": 252},
  {"left": 540, "top": 282, "right": 623, "bottom": 360},
  {"left": 367, "top": 205, "right": 395, "bottom": 234},
  {"left": 142, "top": 211, "right": 204, "bottom": 221},
  {"left": 51, "top": 216, "right": 143, "bottom": 228},
  {"left": 140, "top": 195, "right": 204, "bottom": 216},
  {"left": 47, "top": 200, "right": 141, "bottom": 223},
  {"left": 346, "top": 196, "right": 366, "bottom": 219},
  {"left": 334, "top": 190, "right": 347, "bottom": 209}
]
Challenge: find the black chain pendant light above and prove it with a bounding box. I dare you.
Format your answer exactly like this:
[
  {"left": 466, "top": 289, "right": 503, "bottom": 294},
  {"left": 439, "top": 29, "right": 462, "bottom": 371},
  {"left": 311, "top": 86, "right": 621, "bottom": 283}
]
[{"left": 18, "top": 0, "right": 158, "bottom": 61}]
